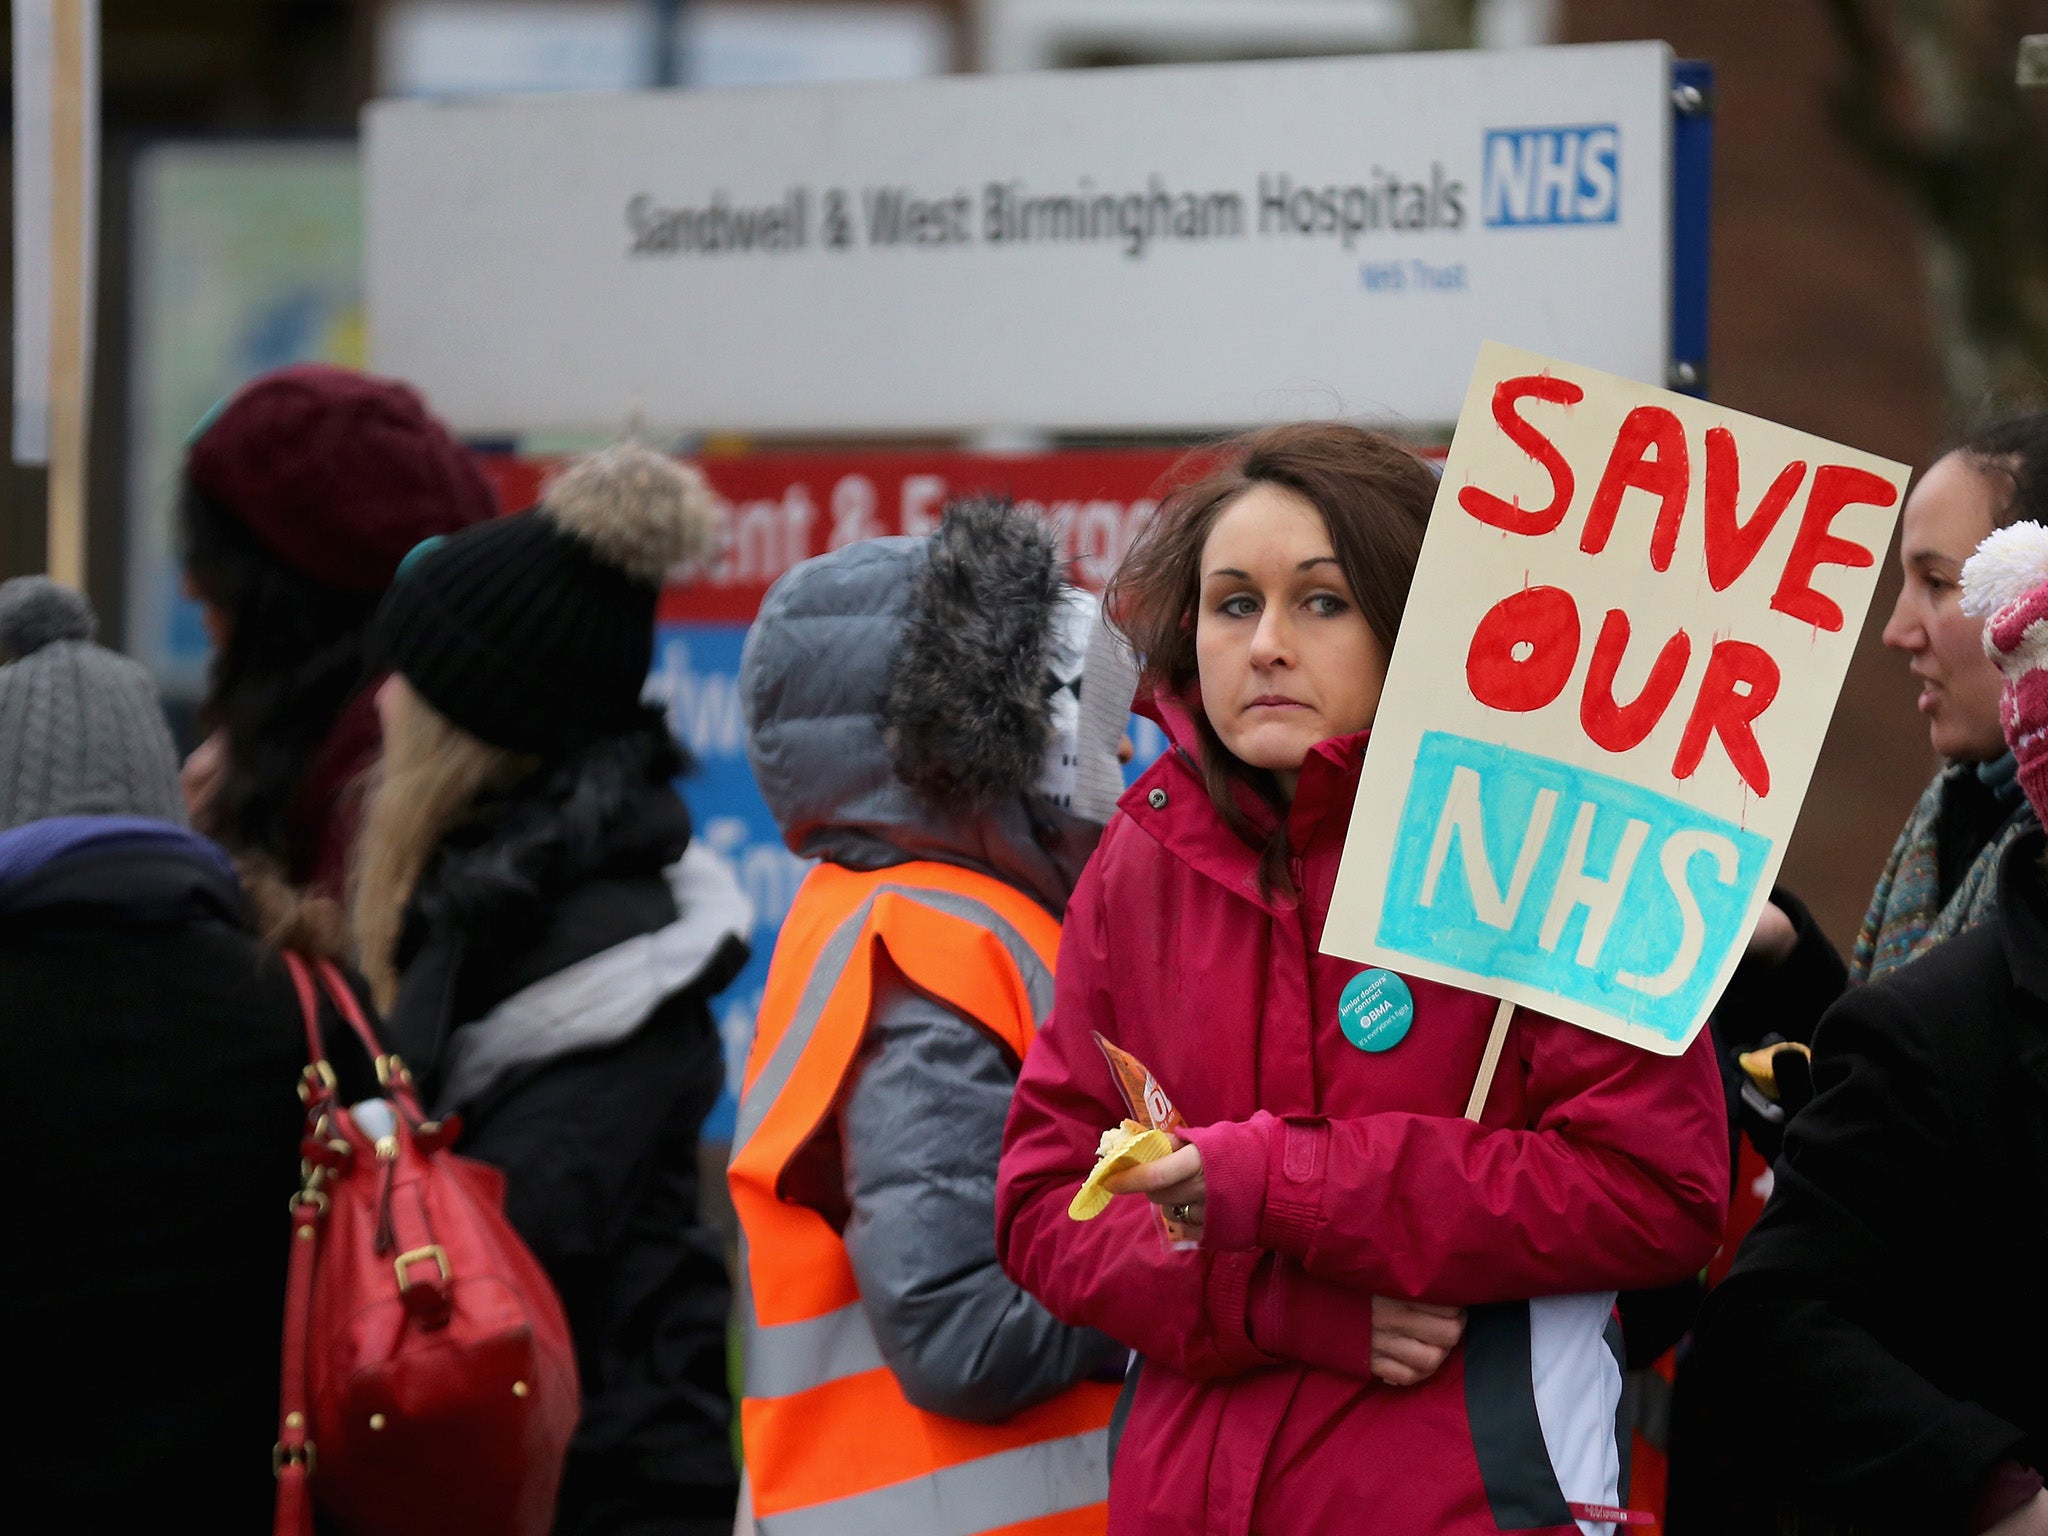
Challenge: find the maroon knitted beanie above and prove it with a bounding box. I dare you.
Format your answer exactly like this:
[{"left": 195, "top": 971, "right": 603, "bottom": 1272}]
[{"left": 184, "top": 364, "right": 496, "bottom": 595}]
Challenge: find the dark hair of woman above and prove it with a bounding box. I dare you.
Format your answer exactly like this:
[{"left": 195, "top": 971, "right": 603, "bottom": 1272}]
[
  {"left": 1956, "top": 410, "right": 2048, "bottom": 531},
  {"left": 180, "top": 481, "right": 379, "bottom": 871},
  {"left": 1107, "top": 421, "right": 1436, "bottom": 895},
  {"left": 236, "top": 855, "right": 351, "bottom": 960}
]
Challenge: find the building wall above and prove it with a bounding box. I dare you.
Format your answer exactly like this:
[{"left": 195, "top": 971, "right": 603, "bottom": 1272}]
[{"left": 1569, "top": 0, "right": 1947, "bottom": 952}]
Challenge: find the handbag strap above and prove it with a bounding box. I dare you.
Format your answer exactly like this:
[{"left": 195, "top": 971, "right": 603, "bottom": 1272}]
[
  {"left": 275, "top": 952, "right": 328, "bottom": 1536},
  {"left": 274, "top": 1185, "right": 321, "bottom": 1536},
  {"left": 279, "top": 950, "right": 428, "bottom": 1123},
  {"left": 312, "top": 955, "right": 427, "bottom": 1123},
  {"left": 282, "top": 951, "right": 335, "bottom": 1104}
]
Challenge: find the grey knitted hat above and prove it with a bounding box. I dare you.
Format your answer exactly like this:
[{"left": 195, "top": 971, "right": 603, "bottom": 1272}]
[{"left": 0, "top": 577, "right": 185, "bottom": 831}]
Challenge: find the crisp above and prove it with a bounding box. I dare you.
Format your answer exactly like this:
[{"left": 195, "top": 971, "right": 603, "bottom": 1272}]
[
  {"left": 1067, "top": 1118, "right": 1176, "bottom": 1221},
  {"left": 1737, "top": 1039, "right": 1811, "bottom": 1102}
]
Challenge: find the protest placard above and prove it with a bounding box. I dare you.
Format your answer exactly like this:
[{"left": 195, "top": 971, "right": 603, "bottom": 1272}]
[{"left": 1323, "top": 342, "right": 1910, "bottom": 1056}]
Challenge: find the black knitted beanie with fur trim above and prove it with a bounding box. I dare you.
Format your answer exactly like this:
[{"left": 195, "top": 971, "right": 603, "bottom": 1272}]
[{"left": 371, "top": 443, "right": 719, "bottom": 757}]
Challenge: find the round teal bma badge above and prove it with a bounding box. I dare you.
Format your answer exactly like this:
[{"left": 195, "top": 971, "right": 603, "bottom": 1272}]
[{"left": 1338, "top": 969, "right": 1414, "bottom": 1053}]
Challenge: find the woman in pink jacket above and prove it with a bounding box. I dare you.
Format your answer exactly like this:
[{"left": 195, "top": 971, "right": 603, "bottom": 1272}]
[{"left": 995, "top": 423, "right": 1729, "bottom": 1536}]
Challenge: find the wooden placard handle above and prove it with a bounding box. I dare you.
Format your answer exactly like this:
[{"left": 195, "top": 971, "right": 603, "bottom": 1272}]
[
  {"left": 45, "top": 0, "right": 90, "bottom": 587},
  {"left": 1464, "top": 996, "right": 1515, "bottom": 1122}
]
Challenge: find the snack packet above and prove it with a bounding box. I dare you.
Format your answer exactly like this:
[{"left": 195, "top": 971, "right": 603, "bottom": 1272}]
[{"left": 1090, "top": 1033, "right": 1198, "bottom": 1249}]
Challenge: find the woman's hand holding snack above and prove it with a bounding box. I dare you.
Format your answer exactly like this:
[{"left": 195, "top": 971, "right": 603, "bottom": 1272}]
[
  {"left": 1368, "top": 1297, "right": 1466, "bottom": 1386},
  {"left": 1105, "top": 1141, "right": 1205, "bottom": 1233}
]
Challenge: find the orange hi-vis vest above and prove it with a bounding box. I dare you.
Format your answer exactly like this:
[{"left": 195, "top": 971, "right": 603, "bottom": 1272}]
[{"left": 729, "top": 860, "right": 1118, "bottom": 1536}]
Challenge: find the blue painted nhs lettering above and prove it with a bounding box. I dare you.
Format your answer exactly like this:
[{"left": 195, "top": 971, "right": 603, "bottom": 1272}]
[{"left": 1379, "top": 733, "right": 1768, "bottom": 1043}]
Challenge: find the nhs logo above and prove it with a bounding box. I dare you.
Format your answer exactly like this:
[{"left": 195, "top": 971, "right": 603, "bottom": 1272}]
[{"left": 1482, "top": 125, "right": 1620, "bottom": 227}]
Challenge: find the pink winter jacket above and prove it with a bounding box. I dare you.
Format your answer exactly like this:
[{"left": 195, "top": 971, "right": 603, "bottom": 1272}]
[{"left": 995, "top": 723, "right": 1728, "bottom": 1536}]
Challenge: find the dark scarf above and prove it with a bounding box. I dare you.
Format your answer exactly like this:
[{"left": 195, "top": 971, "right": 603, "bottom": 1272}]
[{"left": 0, "top": 816, "right": 241, "bottom": 920}]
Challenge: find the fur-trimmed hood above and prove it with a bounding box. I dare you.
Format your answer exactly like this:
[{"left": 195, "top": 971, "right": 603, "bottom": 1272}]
[{"left": 739, "top": 505, "right": 1094, "bottom": 915}]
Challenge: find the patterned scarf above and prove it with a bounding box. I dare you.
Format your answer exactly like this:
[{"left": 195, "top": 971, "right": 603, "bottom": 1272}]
[{"left": 1850, "top": 756, "right": 2036, "bottom": 982}]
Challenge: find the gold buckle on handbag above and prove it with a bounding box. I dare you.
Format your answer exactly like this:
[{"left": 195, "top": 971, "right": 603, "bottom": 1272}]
[
  {"left": 297, "top": 1060, "right": 338, "bottom": 1105},
  {"left": 272, "top": 1439, "right": 318, "bottom": 1477},
  {"left": 394, "top": 1244, "right": 449, "bottom": 1292},
  {"left": 289, "top": 1162, "right": 333, "bottom": 1216},
  {"left": 374, "top": 1053, "right": 413, "bottom": 1090}
]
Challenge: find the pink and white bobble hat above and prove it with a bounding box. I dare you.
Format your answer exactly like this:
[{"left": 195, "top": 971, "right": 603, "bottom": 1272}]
[{"left": 1961, "top": 521, "right": 2048, "bottom": 822}]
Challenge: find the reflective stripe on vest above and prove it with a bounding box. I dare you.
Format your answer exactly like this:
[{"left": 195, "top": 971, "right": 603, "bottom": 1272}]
[
  {"left": 740, "top": 1293, "right": 885, "bottom": 1401},
  {"left": 730, "top": 862, "right": 1115, "bottom": 1536},
  {"left": 732, "top": 877, "right": 1056, "bottom": 1160},
  {"left": 754, "top": 1428, "right": 1113, "bottom": 1536}
]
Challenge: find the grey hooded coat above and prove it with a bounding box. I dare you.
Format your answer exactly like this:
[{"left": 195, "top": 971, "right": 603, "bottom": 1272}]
[{"left": 739, "top": 517, "right": 1126, "bottom": 1423}]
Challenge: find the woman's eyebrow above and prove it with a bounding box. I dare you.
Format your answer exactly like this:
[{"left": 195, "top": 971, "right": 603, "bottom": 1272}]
[{"left": 1205, "top": 557, "right": 1340, "bottom": 580}]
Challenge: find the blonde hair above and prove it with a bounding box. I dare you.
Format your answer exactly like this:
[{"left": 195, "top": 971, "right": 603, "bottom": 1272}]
[{"left": 351, "top": 679, "right": 535, "bottom": 1010}]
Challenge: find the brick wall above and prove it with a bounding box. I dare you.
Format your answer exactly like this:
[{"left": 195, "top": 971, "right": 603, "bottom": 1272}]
[{"left": 1570, "top": 1, "right": 1947, "bottom": 952}]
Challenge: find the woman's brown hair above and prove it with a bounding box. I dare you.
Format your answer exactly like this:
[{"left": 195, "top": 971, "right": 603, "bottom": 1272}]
[{"left": 1107, "top": 421, "right": 1437, "bottom": 894}]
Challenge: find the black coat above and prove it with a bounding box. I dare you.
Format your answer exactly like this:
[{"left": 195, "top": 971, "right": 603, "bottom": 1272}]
[
  {"left": 384, "top": 728, "right": 748, "bottom": 1536},
  {"left": 0, "top": 821, "right": 375, "bottom": 1524},
  {"left": 1686, "top": 829, "right": 2048, "bottom": 1534}
]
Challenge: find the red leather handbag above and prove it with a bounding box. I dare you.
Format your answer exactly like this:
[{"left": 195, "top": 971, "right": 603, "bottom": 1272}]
[{"left": 274, "top": 954, "right": 580, "bottom": 1536}]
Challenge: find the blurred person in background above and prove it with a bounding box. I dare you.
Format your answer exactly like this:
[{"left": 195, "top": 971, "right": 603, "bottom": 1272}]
[
  {"left": 996, "top": 424, "right": 1727, "bottom": 1536},
  {"left": 1683, "top": 518, "right": 2048, "bottom": 1536},
  {"left": 1657, "top": 414, "right": 2048, "bottom": 1532},
  {"left": 728, "top": 499, "right": 1137, "bottom": 1536},
  {"left": 180, "top": 363, "right": 496, "bottom": 896},
  {"left": 0, "top": 576, "right": 374, "bottom": 1523},
  {"left": 1730, "top": 415, "right": 2048, "bottom": 1055},
  {"left": 350, "top": 443, "right": 751, "bottom": 1536}
]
